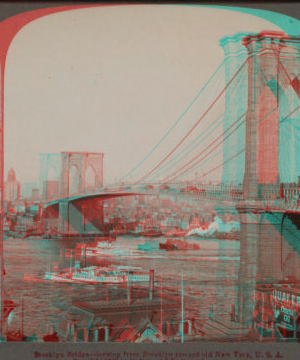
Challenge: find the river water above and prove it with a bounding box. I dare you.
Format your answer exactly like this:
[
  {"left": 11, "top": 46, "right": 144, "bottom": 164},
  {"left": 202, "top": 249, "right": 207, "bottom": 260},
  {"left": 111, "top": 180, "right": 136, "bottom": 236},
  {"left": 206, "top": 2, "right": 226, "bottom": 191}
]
[{"left": 3, "top": 236, "right": 240, "bottom": 340}]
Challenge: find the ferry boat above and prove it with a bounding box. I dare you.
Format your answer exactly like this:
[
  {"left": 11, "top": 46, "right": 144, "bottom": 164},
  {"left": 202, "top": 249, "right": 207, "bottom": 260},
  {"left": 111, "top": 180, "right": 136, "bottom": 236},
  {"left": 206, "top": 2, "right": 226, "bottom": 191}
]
[
  {"left": 85, "top": 244, "right": 131, "bottom": 257},
  {"left": 74, "top": 237, "right": 145, "bottom": 257},
  {"left": 24, "top": 265, "right": 150, "bottom": 284},
  {"left": 89, "top": 239, "right": 116, "bottom": 249},
  {"left": 71, "top": 237, "right": 120, "bottom": 256}
]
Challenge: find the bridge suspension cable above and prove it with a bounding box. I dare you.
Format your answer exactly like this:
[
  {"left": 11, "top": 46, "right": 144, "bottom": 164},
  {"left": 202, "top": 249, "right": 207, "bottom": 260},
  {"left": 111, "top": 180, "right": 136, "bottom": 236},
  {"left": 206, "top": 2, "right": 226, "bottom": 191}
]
[
  {"left": 144, "top": 68, "right": 226, "bottom": 182},
  {"left": 157, "top": 63, "right": 247, "bottom": 182},
  {"left": 196, "top": 148, "right": 245, "bottom": 181},
  {"left": 116, "top": 60, "right": 225, "bottom": 184},
  {"left": 165, "top": 53, "right": 300, "bottom": 183},
  {"left": 146, "top": 112, "right": 224, "bottom": 182},
  {"left": 165, "top": 112, "right": 246, "bottom": 181},
  {"left": 134, "top": 57, "right": 249, "bottom": 184},
  {"left": 156, "top": 60, "right": 247, "bottom": 180},
  {"left": 147, "top": 68, "right": 224, "bottom": 181},
  {"left": 195, "top": 103, "right": 300, "bottom": 182},
  {"left": 171, "top": 59, "right": 300, "bottom": 183}
]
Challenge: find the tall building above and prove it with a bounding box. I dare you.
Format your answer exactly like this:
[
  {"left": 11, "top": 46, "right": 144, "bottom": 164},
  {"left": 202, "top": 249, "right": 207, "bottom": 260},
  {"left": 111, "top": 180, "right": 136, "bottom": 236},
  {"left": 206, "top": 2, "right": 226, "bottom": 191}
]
[
  {"left": 21, "top": 182, "right": 38, "bottom": 200},
  {"left": 4, "top": 168, "right": 20, "bottom": 201}
]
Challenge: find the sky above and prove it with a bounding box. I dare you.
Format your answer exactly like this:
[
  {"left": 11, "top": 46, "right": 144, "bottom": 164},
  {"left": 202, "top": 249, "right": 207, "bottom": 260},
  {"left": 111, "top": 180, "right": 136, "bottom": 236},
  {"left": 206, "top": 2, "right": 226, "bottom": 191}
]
[{"left": 4, "top": 5, "right": 282, "bottom": 186}]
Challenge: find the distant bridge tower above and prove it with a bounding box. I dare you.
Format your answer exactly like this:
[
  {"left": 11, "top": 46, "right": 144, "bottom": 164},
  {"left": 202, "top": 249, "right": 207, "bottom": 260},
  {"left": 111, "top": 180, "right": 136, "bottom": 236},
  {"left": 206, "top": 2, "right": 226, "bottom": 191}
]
[
  {"left": 39, "top": 152, "right": 104, "bottom": 200},
  {"left": 60, "top": 152, "right": 104, "bottom": 196},
  {"left": 220, "top": 31, "right": 300, "bottom": 199}
]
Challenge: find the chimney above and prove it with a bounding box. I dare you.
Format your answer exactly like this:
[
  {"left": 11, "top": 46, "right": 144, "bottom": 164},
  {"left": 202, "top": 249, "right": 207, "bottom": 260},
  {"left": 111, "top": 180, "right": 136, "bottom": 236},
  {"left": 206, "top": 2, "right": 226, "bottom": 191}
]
[
  {"left": 127, "top": 270, "right": 133, "bottom": 304},
  {"left": 149, "top": 269, "right": 154, "bottom": 300}
]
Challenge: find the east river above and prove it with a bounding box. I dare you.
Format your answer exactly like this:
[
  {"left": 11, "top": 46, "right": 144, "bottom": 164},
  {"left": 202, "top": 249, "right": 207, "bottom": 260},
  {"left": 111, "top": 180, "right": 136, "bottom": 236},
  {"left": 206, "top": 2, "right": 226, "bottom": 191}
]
[{"left": 3, "top": 236, "right": 240, "bottom": 340}]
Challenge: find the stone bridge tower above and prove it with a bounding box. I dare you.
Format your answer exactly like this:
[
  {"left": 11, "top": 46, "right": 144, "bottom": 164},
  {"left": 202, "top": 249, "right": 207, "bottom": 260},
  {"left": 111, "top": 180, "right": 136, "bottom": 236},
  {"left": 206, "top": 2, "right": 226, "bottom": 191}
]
[
  {"left": 60, "top": 152, "right": 104, "bottom": 196},
  {"left": 212, "top": 31, "right": 300, "bottom": 336},
  {"left": 220, "top": 31, "right": 300, "bottom": 199}
]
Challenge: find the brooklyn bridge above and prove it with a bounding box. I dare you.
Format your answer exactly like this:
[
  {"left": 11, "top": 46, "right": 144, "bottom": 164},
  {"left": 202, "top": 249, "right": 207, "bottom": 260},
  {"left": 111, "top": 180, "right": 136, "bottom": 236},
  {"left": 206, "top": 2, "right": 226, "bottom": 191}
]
[
  {"left": 3, "top": 28, "right": 300, "bottom": 343},
  {"left": 13, "top": 30, "right": 298, "bottom": 341}
]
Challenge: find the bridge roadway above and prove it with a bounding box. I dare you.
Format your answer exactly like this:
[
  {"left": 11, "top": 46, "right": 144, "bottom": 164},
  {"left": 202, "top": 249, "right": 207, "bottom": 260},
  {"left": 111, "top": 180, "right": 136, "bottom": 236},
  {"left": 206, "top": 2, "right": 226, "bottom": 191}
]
[
  {"left": 44, "top": 182, "right": 300, "bottom": 212},
  {"left": 41, "top": 183, "right": 300, "bottom": 243}
]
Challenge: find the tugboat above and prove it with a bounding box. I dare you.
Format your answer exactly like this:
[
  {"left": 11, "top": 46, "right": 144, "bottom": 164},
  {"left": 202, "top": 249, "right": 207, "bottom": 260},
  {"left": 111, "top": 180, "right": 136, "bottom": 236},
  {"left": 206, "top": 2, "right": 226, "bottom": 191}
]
[
  {"left": 140, "top": 227, "right": 163, "bottom": 238},
  {"left": 164, "top": 228, "right": 187, "bottom": 237},
  {"left": 159, "top": 242, "right": 177, "bottom": 251},
  {"left": 159, "top": 238, "right": 200, "bottom": 251}
]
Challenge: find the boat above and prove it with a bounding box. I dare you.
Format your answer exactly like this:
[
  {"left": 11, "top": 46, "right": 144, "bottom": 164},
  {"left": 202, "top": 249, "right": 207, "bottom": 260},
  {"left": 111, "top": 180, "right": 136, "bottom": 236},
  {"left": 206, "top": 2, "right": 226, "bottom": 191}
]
[
  {"left": 43, "top": 332, "right": 59, "bottom": 342},
  {"left": 22, "top": 334, "right": 38, "bottom": 342},
  {"left": 164, "top": 229, "right": 187, "bottom": 237},
  {"left": 6, "top": 298, "right": 37, "bottom": 341},
  {"left": 159, "top": 242, "right": 177, "bottom": 251},
  {"left": 6, "top": 329, "right": 26, "bottom": 342},
  {"left": 89, "top": 239, "right": 116, "bottom": 249},
  {"left": 159, "top": 238, "right": 200, "bottom": 251},
  {"left": 3, "top": 299, "right": 18, "bottom": 321},
  {"left": 123, "top": 230, "right": 141, "bottom": 237},
  {"left": 70, "top": 245, "right": 142, "bottom": 258},
  {"left": 137, "top": 240, "right": 160, "bottom": 252},
  {"left": 72, "top": 236, "right": 118, "bottom": 256},
  {"left": 140, "top": 227, "right": 164, "bottom": 238},
  {"left": 86, "top": 242, "right": 125, "bottom": 256},
  {"left": 24, "top": 265, "right": 150, "bottom": 284}
]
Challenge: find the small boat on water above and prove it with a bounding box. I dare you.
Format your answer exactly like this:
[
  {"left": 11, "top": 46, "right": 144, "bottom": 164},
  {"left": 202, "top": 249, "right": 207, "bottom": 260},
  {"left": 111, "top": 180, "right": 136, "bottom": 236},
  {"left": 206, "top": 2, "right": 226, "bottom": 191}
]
[
  {"left": 140, "top": 227, "right": 164, "bottom": 238},
  {"left": 3, "top": 298, "right": 18, "bottom": 321},
  {"left": 79, "top": 239, "right": 116, "bottom": 252},
  {"left": 6, "top": 330, "right": 37, "bottom": 342},
  {"left": 159, "top": 242, "right": 177, "bottom": 251},
  {"left": 6, "top": 329, "right": 26, "bottom": 342},
  {"left": 122, "top": 230, "right": 141, "bottom": 237},
  {"left": 137, "top": 240, "right": 160, "bottom": 252},
  {"left": 43, "top": 332, "right": 59, "bottom": 342},
  {"left": 164, "top": 229, "right": 187, "bottom": 237},
  {"left": 159, "top": 238, "right": 200, "bottom": 251},
  {"left": 6, "top": 298, "right": 37, "bottom": 341}
]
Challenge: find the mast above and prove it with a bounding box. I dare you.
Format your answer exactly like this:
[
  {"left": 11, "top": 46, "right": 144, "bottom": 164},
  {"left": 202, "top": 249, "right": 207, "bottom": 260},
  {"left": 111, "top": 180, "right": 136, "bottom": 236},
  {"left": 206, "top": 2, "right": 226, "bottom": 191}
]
[
  {"left": 161, "top": 278, "right": 163, "bottom": 343},
  {"left": 48, "top": 251, "right": 51, "bottom": 273},
  {"left": 70, "top": 250, "right": 72, "bottom": 273},
  {"left": 21, "top": 298, "right": 24, "bottom": 339},
  {"left": 181, "top": 271, "right": 184, "bottom": 344},
  {"left": 0, "top": 109, "right": 3, "bottom": 341}
]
